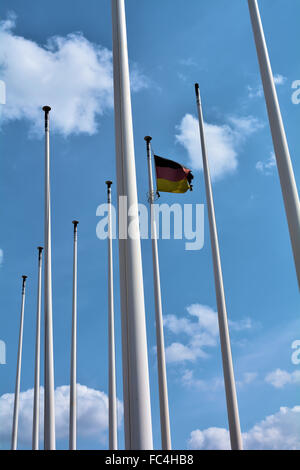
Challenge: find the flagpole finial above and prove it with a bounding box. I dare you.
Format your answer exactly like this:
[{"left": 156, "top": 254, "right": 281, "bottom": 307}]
[
  {"left": 42, "top": 106, "right": 51, "bottom": 115},
  {"left": 105, "top": 180, "right": 113, "bottom": 189},
  {"left": 22, "top": 275, "right": 27, "bottom": 290},
  {"left": 42, "top": 106, "right": 51, "bottom": 131},
  {"left": 37, "top": 246, "right": 43, "bottom": 252},
  {"left": 72, "top": 221, "right": 79, "bottom": 237},
  {"left": 144, "top": 136, "right": 152, "bottom": 143},
  {"left": 195, "top": 83, "right": 200, "bottom": 95}
]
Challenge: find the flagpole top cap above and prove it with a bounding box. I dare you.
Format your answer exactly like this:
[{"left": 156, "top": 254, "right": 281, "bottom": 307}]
[
  {"left": 42, "top": 106, "right": 51, "bottom": 113},
  {"left": 105, "top": 180, "right": 113, "bottom": 188},
  {"left": 72, "top": 220, "right": 79, "bottom": 226},
  {"left": 22, "top": 275, "right": 27, "bottom": 281},
  {"left": 37, "top": 246, "right": 43, "bottom": 252},
  {"left": 144, "top": 136, "right": 152, "bottom": 143},
  {"left": 194, "top": 83, "right": 200, "bottom": 95}
]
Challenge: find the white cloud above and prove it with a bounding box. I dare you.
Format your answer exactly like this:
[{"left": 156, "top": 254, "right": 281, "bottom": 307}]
[
  {"left": 188, "top": 405, "right": 300, "bottom": 450},
  {"left": 163, "top": 315, "right": 196, "bottom": 337},
  {"left": 181, "top": 369, "right": 223, "bottom": 392},
  {"left": 164, "top": 304, "right": 253, "bottom": 364},
  {"left": 187, "top": 304, "right": 219, "bottom": 337},
  {"left": 182, "top": 369, "right": 256, "bottom": 392},
  {"left": 189, "top": 427, "right": 231, "bottom": 450},
  {"left": 166, "top": 343, "right": 200, "bottom": 363},
  {"left": 164, "top": 305, "right": 219, "bottom": 363},
  {"left": 130, "top": 64, "right": 150, "bottom": 92},
  {"left": 0, "top": 15, "right": 148, "bottom": 136},
  {"left": 274, "top": 74, "right": 287, "bottom": 86},
  {"left": 247, "top": 74, "right": 287, "bottom": 99},
  {"left": 247, "top": 84, "right": 263, "bottom": 99},
  {"left": 175, "top": 114, "right": 262, "bottom": 181},
  {"left": 256, "top": 152, "right": 276, "bottom": 175},
  {"left": 242, "top": 372, "right": 257, "bottom": 384},
  {"left": 265, "top": 368, "right": 300, "bottom": 389},
  {"left": 229, "top": 317, "right": 253, "bottom": 332},
  {"left": 0, "top": 249, "right": 3, "bottom": 266},
  {"left": 236, "top": 372, "right": 257, "bottom": 388},
  {"left": 227, "top": 116, "right": 262, "bottom": 135},
  {"left": 0, "top": 384, "right": 123, "bottom": 448}
]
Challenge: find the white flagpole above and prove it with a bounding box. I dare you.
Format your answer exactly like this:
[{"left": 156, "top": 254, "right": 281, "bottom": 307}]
[
  {"left": 144, "top": 137, "right": 172, "bottom": 450},
  {"left": 43, "top": 106, "right": 56, "bottom": 450},
  {"left": 248, "top": 0, "right": 300, "bottom": 289},
  {"left": 111, "top": 0, "right": 153, "bottom": 449},
  {"left": 11, "top": 275, "right": 27, "bottom": 450},
  {"left": 32, "top": 247, "right": 43, "bottom": 450},
  {"left": 195, "top": 84, "right": 243, "bottom": 450},
  {"left": 69, "top": 221, "right": 78, "bottom": 450},
  {"left": 106, "top": 181, "right": 118, "bottom": 450}
]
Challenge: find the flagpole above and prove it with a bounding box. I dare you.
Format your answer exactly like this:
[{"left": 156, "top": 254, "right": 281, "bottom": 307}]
[
  {"left": 111, "top": 0, "right": 153, "bottom": 449},
  {"left": 11, "top": 275, "right": 27, "bottom": 450},
  {"left": 32, "top": 247, "right": 43, "bottom": 450},
  {"left": 247, "top": 0, "right": 300, "bottom": 289},
  {"left": 144, "top": 137, "right": 172, "bottom": 450},
  {"left": 106, "top": 181, "right": 118, "bottom": 450},
  {"left": 43, "top": 105, "right": 56, "bottom": 450},
  {"left": 69, "top": 220, "right": 78, "bottom": 450},
  {"left": 195, "top": 84, "right": 243, "bottom": 450}
]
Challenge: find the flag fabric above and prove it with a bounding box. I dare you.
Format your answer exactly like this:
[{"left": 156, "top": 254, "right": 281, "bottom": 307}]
[{"left": 154, "top": 155, "right": 193, "bottom": 193}]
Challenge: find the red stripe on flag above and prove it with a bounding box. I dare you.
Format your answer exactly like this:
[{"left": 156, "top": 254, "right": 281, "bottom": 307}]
[{"left": 156, "top": 166, "right": 190, "bottom": 182}]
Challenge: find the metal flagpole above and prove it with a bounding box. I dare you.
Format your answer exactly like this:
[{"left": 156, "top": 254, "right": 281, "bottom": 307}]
[
  {"left": 144, "top": 137, "right": 172, "bottom": 450},
  {"left": 195, "top": 84, "right": 243, "bottom": 450},
  {"left": 11, "top": 275, "right": 27, "bottom": 450},
  {"left": 111, "top": 0, "right": 129, "bottom": 446},
  {"left": 32, "top": 247, "right": 43, "bottom": 450},
  {"left": 43, "top": 105, "right": 56, "bottom": 450},
  {"left": 111, "top": 0, "right": 153, "bottom": 449},
  {"left": 69, "top": 221, "right": 78, "bottom": 450},
  {"left": 248, "top": 0, "right": 300, "bottom": 289},
  {"left": 106, "top": 181, "right": 118, "bottom": 450}
]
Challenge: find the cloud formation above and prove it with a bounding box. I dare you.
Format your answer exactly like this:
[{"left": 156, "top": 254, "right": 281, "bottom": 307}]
[
  {"left": 0, "top": 15, "right": 148, "bottom": 136},
  {"left": 181, "top": 369, "right": 257, "bottom": 393},
  {"left": 256, "top": 152, "right": 276, "bottom": 175},
  {"left": 189, "top": 427, "right": 231, "bottom": 450},
  {"left": 188, "top": 405, "right": 300, "bottom": 450},
  {"left": 265, "top": 368, "right": 300, "bottom": 389},
  {"left": 0, "top": 384, "right": 123, "bottom": 448},
  {"left": 236, "top": 372, "right": 257, "bottom": 388},
  {"left": 164, "top": 305, "right": 219, "bottom": 363},
  {"left": 164, "top": 304, "right": 253, "bottom": 364},
  {"left": 247, "top": 74, "right": 287, "bottom": 99},
  {"left": 176, "top": 114, "right": 262, "bottom": 181},
  {"left": 181, "top": 369, "right": 223, "bottom": 392}
]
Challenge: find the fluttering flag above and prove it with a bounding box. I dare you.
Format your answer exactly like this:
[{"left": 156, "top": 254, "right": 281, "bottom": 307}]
[{"left": 154, "top": 155, "right": 193, "bottom": 194}]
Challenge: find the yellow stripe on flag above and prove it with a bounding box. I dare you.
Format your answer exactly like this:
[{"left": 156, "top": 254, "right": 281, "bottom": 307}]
[{"left": 157, "top": 177, "right": 190, "bottom": 193}]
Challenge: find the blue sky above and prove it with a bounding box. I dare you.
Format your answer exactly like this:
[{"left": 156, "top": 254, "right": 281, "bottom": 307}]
[{"left": 0, "top": 0, "right": 299, "bottom": 450}]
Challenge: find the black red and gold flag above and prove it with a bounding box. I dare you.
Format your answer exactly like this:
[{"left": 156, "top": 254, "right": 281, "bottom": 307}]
[{"left": 154, "top": 155, "right": 193, "bottom": 193}]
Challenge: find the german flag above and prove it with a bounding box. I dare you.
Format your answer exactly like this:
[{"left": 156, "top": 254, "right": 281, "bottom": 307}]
[{"left": 154, "top": 155, "right": 193, "bottom": 194}]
